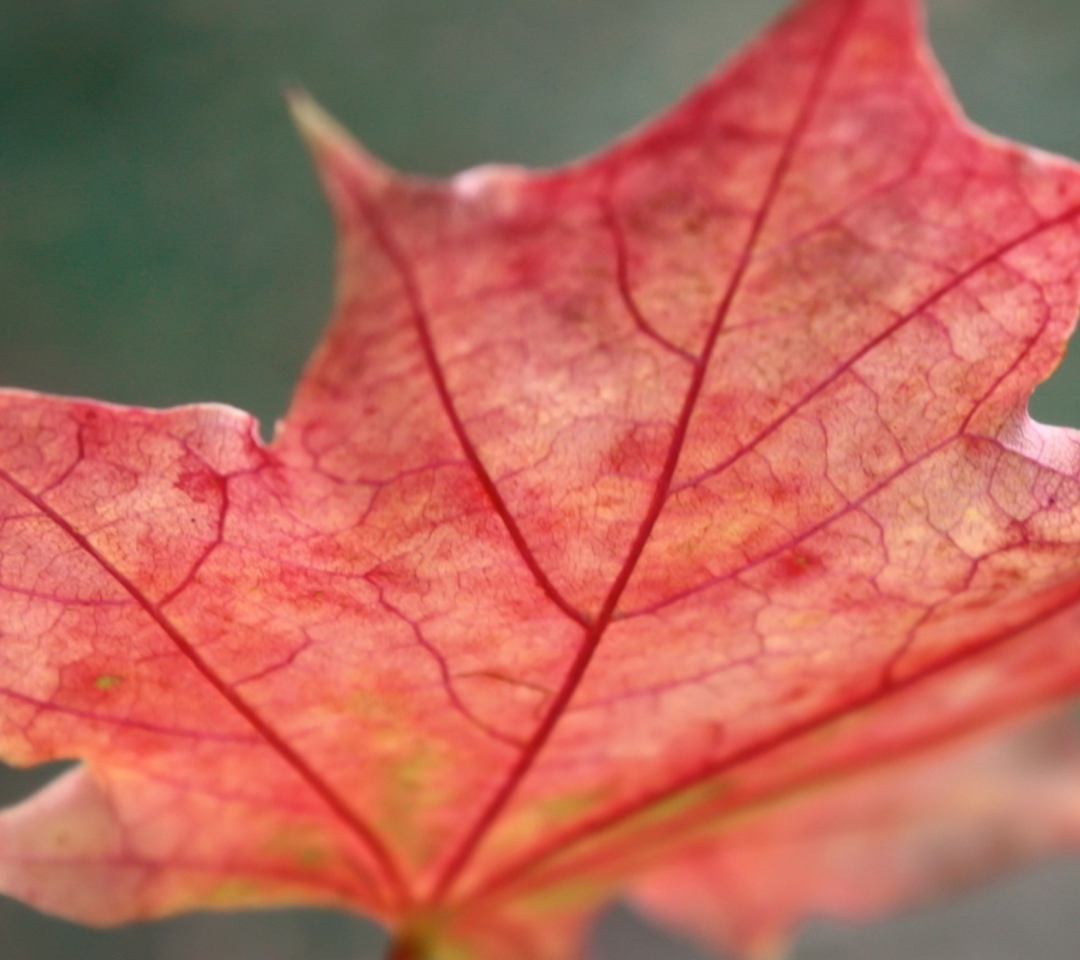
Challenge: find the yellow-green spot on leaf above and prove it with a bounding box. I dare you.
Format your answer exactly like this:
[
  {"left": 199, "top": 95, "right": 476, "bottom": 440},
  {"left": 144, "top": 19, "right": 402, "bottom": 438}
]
[
  {"left": 94, "top": 674, "right": 123, "bottom": 691},
  {"left": 265, "top": 828, "right": 332, "bottom": 871},
  {"left": 296, "top": 846, "right": 328, "bottom": 870},
  {"left": 516, "top": 874, "right": 613, "bottom": 915},
  {"left": 208, "top": 878, "right": 264, "bottom": 906},
  {"left": 626, "top": 776, "right": 732, "bottom": 833},
  {"left": 540, "top": 790, "right": 604, "bottom": 824}
]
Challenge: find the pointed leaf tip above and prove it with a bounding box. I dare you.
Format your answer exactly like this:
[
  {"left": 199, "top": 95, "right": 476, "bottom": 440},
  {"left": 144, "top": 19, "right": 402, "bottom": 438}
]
[{"left": 286, "top": 88, "right": 396, "bottom": 197}]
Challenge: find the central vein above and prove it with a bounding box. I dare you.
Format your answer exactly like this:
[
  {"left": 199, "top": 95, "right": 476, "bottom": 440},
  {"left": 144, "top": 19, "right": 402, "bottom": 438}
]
[{"left": 354, "top": 0, "right": 864, "bottom": 908}]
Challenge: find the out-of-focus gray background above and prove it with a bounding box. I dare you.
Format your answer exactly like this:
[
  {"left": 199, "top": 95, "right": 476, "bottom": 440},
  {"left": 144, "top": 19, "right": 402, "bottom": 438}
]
[{"left": 1, "top": 0, "right": 1079, "bottom": 957}]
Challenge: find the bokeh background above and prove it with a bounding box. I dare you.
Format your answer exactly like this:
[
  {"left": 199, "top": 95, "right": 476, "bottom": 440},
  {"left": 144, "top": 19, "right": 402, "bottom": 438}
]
[{"left": 2, "top": 0, "right": 1080, "bottom": 957}]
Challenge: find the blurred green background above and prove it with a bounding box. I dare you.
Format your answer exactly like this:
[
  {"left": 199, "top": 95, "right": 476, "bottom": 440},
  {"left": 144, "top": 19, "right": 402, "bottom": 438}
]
[{"left": 2, "top": 0, "right": 1080, "bottom": 957}]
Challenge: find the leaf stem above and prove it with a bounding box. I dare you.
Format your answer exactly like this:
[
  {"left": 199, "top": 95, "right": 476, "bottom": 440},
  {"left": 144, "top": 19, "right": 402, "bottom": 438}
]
[{"left": 385, "top": 934, "right": 426, "bottom": 960}]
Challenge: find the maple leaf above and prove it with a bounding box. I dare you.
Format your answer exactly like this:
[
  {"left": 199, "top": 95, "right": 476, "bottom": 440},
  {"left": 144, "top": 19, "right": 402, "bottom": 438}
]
[{"left": 3, "top": 0, "right": 1080, "bottom": 957}]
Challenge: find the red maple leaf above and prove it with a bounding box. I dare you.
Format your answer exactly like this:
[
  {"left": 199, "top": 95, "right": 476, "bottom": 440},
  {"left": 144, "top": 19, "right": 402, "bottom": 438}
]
[{"left": 4, "top": 0, "right": 1080, "bottom": 957}]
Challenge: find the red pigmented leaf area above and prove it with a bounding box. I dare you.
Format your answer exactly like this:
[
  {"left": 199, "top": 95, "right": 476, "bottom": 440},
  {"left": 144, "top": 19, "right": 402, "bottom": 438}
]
[{"left": 5, "top": 0, "right": 1080, "bottom": 957}]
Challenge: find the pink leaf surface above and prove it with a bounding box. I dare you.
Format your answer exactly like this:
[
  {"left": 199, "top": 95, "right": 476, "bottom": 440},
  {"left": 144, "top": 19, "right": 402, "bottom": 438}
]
[
  {"left": 631, "top": 709, "right": 1080, "bottom": 960},
  {"left": 4, "top": 0, "right": 1080, "bottom": 956}
]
